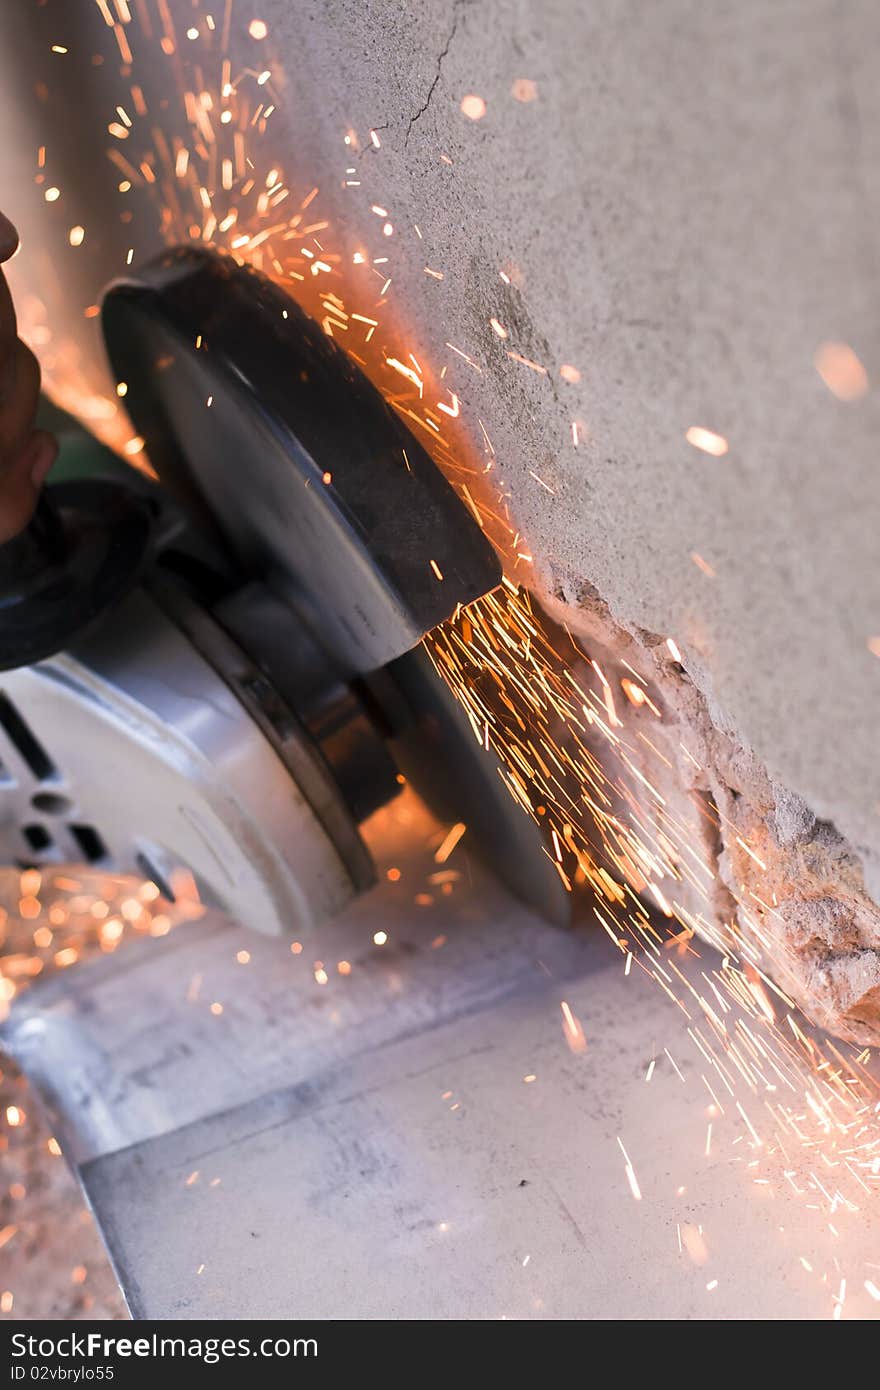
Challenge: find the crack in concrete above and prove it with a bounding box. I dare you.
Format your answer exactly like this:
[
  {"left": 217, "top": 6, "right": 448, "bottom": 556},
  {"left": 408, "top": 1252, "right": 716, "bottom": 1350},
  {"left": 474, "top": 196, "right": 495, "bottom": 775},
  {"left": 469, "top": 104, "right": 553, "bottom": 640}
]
[{"left": 405, "top": 4, "right": 463, "bottom": 148}]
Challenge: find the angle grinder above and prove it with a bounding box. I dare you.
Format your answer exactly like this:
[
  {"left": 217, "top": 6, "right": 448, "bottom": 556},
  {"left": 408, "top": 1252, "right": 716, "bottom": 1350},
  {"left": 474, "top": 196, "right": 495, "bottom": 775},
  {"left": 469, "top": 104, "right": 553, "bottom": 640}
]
[{"left": 0, "top": 248, "right": 568, "bottom": 936}]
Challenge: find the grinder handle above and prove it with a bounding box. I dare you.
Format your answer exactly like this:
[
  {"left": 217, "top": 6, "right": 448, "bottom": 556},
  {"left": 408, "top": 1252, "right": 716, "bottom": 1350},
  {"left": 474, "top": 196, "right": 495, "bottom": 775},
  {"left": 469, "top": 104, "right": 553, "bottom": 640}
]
[{"left": 0, "top": 491, "right": 68, "bottom": 599}]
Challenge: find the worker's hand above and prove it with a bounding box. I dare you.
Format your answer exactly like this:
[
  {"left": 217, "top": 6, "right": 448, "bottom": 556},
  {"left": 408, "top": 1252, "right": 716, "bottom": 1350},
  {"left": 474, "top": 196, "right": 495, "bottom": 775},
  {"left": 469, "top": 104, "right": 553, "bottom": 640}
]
[{"left": 0, "top": 210, "right": 56, "bottom": 543}]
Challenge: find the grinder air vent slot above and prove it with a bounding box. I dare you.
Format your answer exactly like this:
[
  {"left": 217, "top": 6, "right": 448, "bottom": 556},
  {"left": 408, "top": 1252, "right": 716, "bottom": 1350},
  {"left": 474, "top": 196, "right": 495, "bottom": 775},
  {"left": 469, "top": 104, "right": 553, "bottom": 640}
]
[
  {"left": 69, "top": 824, "right": 109, "bottom": 864},
  {"left": 0, "top": 691, "right": 57, "bottom": 782},
  {"left": 134, "top": 851, "right": 176, "bottom": 903},
  {"left": 22, "top": 824, "right": 53, "bottom": 854}
]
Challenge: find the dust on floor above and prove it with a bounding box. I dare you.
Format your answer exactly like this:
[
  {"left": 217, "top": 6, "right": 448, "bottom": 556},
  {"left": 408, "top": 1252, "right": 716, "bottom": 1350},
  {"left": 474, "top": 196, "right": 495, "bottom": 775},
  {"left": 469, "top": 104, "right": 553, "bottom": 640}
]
[{"left": 1, "top": 865, "right": 197, "bottom": 1321}]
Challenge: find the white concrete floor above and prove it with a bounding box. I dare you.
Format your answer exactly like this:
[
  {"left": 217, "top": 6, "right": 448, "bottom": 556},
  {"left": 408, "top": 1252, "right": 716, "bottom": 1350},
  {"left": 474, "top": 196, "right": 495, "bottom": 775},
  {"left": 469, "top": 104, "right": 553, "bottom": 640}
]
[{"left": 5, "top": 795, "right": 879, "bottom": 1320}]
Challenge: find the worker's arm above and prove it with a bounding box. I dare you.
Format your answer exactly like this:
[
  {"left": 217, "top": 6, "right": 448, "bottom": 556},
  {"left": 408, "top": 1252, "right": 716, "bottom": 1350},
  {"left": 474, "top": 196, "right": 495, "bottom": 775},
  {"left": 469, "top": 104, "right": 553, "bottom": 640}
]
[{"left": 0, "top": 210, "right": 56, "bottom": 543}]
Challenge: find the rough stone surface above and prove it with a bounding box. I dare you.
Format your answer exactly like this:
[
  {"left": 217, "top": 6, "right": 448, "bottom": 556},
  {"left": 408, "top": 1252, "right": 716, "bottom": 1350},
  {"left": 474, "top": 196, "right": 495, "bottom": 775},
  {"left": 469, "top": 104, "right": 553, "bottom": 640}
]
[
  {"left": 543, "top": 583, "right": 880, "bottom": 1044},
  {"left": 1, "top": 1, "right": 879, "bottom": 1038}
]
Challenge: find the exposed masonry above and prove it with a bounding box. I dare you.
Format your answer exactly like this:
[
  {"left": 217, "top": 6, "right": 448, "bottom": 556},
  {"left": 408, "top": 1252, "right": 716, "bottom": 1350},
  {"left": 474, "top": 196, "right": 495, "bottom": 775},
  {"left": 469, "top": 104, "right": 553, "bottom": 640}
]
[{"left": 541, "top": 578, "right": 880, "bottom": 1047}]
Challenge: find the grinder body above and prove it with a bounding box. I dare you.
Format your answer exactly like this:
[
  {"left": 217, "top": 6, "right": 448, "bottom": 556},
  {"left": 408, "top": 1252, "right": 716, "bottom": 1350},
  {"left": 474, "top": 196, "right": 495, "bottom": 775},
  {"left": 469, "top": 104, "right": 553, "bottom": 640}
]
[{"left": 0, "top": 249, "right": 565, "bottom": 935}]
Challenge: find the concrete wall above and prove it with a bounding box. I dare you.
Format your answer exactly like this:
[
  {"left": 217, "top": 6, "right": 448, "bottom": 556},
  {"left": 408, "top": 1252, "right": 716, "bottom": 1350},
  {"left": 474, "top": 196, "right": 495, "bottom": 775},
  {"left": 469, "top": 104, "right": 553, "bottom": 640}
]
[{"left": 2, "top": 0, "right": 879, "bottom": 1034}]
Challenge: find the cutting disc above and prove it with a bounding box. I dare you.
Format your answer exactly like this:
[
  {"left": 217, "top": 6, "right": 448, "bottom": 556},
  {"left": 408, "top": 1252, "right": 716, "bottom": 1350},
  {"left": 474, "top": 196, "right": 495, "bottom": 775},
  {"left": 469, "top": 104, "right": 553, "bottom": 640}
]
[
  {"left": 385, "top": 646, "right": 572, "bottom": 926},
  {"left": 102, "top": 247, "right": 501, "bottom": 678}
]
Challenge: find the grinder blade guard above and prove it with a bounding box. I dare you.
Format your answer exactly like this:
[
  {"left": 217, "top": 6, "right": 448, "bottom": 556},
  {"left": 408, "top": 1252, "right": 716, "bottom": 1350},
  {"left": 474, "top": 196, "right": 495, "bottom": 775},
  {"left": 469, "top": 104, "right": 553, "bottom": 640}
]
[{"left": 0, "top": 248, "right": 568, "bottom": 934}]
